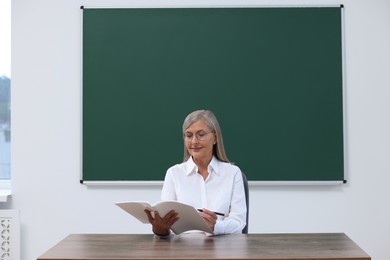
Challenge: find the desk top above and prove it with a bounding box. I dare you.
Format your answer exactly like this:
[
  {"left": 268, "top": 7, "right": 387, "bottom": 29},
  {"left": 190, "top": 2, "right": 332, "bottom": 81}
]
[{"left": 38, "top": 233, "right": 370, "bottom": 260}]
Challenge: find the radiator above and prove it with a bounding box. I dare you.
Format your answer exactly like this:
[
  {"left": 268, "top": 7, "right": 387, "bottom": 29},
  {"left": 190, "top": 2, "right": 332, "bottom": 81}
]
[{"left": 0, "top": 210, "right": 20, "bottom": 260}]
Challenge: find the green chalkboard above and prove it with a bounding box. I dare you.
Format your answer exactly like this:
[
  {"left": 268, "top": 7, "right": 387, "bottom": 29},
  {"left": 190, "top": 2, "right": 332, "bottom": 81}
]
[{"left": 82, "top": 7, "right": 344, "bottom": 183}]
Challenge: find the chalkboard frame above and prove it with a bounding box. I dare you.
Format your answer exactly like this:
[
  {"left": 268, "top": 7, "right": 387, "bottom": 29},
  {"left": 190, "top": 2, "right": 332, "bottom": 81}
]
[{"left": 81, "top": 6, "right": 346, "bottom": 185}]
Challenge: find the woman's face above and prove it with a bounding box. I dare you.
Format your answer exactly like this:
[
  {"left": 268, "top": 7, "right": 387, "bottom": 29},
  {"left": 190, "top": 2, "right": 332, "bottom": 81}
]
[{"left": 184, "top": 120, "right": 216, "bottom": 162}]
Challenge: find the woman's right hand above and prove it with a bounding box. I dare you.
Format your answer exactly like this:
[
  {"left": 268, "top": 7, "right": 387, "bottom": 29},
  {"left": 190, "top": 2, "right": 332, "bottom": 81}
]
[{"left": 144, "top": 209, "right": 179, "bottom": 236}]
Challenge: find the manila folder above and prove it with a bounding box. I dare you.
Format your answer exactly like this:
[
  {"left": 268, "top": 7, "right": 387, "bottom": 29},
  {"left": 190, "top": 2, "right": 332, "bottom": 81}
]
[{"left": 116, "top": 201, "right": 213, "bottom": 235}]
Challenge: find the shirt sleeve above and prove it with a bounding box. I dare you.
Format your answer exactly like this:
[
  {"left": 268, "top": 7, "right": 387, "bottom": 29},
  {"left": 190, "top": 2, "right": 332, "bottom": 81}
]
[
  {"left": 213, "top": 169, "right": 247, "bottom": 235},
  {"left": 161, "top": 168, "right": 177, "bottom": 201}
]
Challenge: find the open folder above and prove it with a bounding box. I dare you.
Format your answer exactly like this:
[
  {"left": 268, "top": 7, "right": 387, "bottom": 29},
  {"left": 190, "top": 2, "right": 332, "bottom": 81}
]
[{"left": 116, "top": 201, "right": 213, "bottom": 235}]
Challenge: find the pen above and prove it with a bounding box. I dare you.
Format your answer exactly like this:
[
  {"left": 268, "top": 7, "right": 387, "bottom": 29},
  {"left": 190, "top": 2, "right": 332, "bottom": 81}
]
[{"left": 197, "top": 209, "right": 225, "bottom": 216}]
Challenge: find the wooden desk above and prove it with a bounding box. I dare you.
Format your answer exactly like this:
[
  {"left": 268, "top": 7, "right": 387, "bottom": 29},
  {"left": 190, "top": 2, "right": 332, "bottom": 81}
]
[{"left": 38, "top": 233, "right": 370, "bottom": 260}]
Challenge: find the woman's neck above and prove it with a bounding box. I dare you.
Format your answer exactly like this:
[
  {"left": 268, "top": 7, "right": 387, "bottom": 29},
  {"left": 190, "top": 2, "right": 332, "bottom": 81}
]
[{"left": 193, "top": 155, "right": 212, "bottom": 180}]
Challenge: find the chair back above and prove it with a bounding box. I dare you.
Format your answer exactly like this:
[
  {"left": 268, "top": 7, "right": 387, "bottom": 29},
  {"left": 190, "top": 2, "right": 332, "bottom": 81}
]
[{"left": 241, "top": 171, "right": 249, "bottom": 234}]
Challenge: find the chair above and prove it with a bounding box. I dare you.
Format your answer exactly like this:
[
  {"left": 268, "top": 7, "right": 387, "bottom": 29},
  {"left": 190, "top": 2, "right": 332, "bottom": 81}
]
[{"left": 241, "top": 171, "right": 249, "bottom": 234}]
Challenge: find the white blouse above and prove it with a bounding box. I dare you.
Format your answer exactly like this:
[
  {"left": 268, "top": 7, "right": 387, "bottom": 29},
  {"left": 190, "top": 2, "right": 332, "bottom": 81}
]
[{"left": 161, "top": 156, "right": 247, "bottom": 235}]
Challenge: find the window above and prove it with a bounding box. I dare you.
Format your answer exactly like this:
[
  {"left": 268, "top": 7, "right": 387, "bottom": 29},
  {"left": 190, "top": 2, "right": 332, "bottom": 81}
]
[{"left": 0, "top": 0, "right": 11, "bottom": 182}]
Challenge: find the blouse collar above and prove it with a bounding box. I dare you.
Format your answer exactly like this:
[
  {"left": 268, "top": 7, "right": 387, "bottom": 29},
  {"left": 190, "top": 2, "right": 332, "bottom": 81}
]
[{"left": 185, "top": 156, "right": 220, "bottom": 176}]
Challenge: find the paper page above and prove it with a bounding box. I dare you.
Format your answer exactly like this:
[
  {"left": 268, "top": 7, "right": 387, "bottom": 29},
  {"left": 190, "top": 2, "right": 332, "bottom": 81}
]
[
  {"left": 116, "top": 201, "right": 213, "bottom": 234},
  {"left": 153, "top": 201, "right": 213, "bottom": 234},
  {"left": 116, "top": 201, "right": 152, "bottom": 224}
]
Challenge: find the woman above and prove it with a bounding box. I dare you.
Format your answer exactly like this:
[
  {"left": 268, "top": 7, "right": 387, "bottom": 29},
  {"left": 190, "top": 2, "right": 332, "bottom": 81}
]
[{"left": 145, "top": 110, "right": 247, "bottom": 236}]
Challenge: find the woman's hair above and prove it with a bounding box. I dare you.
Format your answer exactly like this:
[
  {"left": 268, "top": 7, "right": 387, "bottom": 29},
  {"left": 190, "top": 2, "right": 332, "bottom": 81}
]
[{"left": 182, "top": 110, "right": 230, "bottom": 163}]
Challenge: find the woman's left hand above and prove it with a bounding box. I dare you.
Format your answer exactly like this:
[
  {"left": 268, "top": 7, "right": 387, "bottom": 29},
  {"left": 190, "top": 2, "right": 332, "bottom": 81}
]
[{"left": 198, "top": 208, "right": 217, "bottom": 231}]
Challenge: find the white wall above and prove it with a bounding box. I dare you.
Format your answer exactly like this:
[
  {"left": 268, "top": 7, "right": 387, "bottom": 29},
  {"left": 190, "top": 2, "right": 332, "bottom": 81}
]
[{"left": 6, "top": 0, "right": 390, "bottom": 260}]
